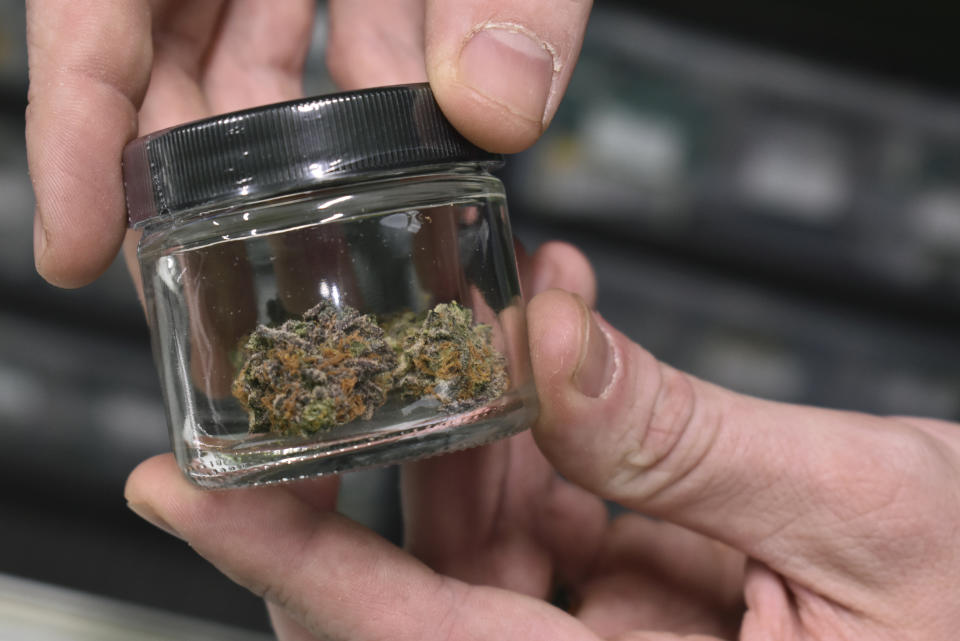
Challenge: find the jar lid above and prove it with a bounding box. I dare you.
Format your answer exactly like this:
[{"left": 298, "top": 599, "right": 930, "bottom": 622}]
[{"left": 122, "top": 83, "right": 502, "bottom": 227}]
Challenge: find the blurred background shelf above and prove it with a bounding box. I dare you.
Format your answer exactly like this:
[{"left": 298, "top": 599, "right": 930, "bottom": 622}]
[
  {"left": 508, "top": 8, "right": 960, "bottom": 318},
  {"left": 1, "top": 0, "right": 959, "bottom": 636},
  {"left": 0, "top": 573, "right": 271, "bottom": 641}
]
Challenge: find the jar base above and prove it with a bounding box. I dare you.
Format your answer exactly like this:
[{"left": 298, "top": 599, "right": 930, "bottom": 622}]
[{"left": 180, "top": 388, "right": 537, "bottom": 489}]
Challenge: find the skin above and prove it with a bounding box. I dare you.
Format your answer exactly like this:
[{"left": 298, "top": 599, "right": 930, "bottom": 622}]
[{"left": 25, "top": 1, "right": 960, "bottom": 639}]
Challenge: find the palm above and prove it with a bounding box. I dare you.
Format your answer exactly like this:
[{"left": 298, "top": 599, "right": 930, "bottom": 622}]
[
  {"left": 404, "top": 432, "right": 746, "bottom": 639},
  {"left": 400, "top": 246, "right": 744, "bottom": 639}
]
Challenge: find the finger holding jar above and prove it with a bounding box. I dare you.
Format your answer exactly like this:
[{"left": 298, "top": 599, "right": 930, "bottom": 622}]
[
  {"left": 25, "top": 0, "right": 593, "bottom": 290},
  {"left": 25, "top": 0, "right": 316, "bottom": 288}
]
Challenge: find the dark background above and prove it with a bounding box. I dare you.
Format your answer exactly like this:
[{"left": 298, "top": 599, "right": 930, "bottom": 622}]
[{"left": 2, "top": 0, "right": 959, "bottom": 634}]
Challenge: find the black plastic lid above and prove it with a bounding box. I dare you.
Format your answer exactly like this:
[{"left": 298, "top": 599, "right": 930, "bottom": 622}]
[{"left": 123, "top": 83, "right": 502, "bottom": 227}]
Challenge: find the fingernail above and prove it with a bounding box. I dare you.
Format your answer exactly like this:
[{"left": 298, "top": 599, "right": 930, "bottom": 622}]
[
  {"left": 573, "top": 298, "right": 615, "bottom": 397},
  {"left": 458, "top": 25, "right": 556, "bottom": 125},
  {"left": 127, "top": 501, "right": 184, "bottom": 540},
  {"left": 33, "top": 211, "right": 47, "bottom": 269}
]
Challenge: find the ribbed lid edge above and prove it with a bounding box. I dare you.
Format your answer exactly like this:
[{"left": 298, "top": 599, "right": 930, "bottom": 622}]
[{"left": 123, "top": 83, "right": 501, "bottom": 227}]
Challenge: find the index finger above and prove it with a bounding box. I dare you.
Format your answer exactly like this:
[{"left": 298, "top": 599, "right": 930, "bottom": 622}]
[{"left": 25, "top": 0, "right": 152, "bottom": 287}]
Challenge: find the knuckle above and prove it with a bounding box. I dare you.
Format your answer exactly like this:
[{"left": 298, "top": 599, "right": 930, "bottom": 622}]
[
  {"left": 606, "top": 361, "right": 712, "bottom": 501},
  {"left": 646, "top": 364, "right": 699, "bottom": 458},
  {"left": 261, "top": 581, "right": 315, "bottom": 633},
  {"left": 432, "top": 581, "right": 467, "bottom": 641}
]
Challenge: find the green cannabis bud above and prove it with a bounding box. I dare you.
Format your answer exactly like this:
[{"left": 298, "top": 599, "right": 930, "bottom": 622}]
[
  {"left": 380, "top": 309, "right": 422, "bottom": 353},
  {"left": 232, "top": 299, "right": 396, "bottom": 436},
  {"left": 392, "top": 302, "right": 509, "bottom": 412},
  {"left": 233, "top": 300, "right": 509, "bottom": 436}
]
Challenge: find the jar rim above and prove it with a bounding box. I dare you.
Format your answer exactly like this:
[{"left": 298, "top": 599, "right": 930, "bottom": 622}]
[
  {"left": 122, "top": 83, "right": 502, "bottom": 228},
  {"left": 134, "top": 162, "right": 503, "bottom": 234}
]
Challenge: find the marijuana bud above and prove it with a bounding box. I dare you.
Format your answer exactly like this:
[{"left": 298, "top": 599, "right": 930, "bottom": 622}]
[
  {"left": 392, "top": 301, "right": 509, "bottom": 412},
  {"left": 380, "top": 309, "right": 422, "bottom": 354},
  {"left": 233, "top": 299, "right": 509, "bottom": 436},
  {"left": 232, "top": 299, "right": 396, "bottom": 436}
]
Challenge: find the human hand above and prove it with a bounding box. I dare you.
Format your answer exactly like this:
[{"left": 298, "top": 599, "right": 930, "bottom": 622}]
[
  {"left": 125, "top": 242, "right": 960, "bottom": 640},
  {"left": 25, "top": 0, "right": 591, "bottom": 287}
]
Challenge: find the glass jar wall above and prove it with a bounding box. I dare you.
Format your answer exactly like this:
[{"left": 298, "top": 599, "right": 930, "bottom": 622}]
[
  {"left": 124, "top": 84, "right": 537, "bottom": 488},
  {"left": 138, "top": 170, "right": 534, "bottom": 488}
]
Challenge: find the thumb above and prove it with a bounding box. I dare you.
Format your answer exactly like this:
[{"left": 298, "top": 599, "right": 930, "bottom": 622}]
[
  {"left": 424, "top": 0, "right": 592, "bottom": 153},
  {"left": 528, "top": 290, "right": 960, "bottom": 609}
]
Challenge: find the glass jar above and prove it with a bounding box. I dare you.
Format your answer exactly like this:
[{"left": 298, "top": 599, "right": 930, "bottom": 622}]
[{"left": 123, "top": 84, "right": 536, "bottom": 489}]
